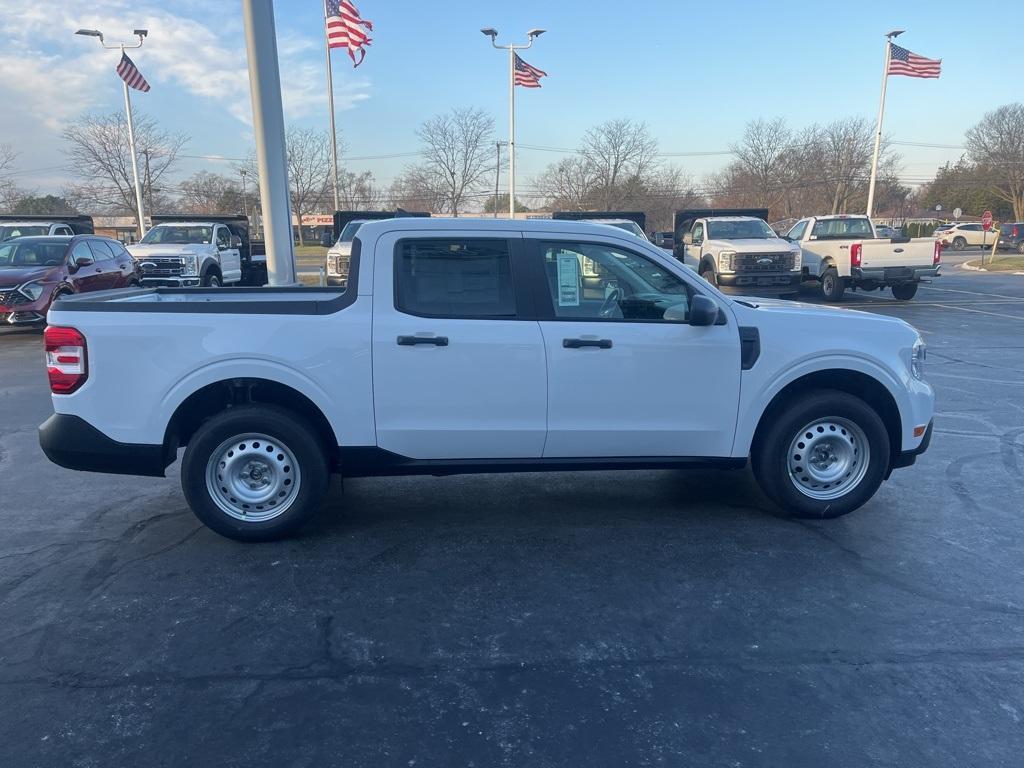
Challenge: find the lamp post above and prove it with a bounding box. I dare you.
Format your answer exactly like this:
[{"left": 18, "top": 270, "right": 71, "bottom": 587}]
[
  {"left": 75, "top": 27, "right": 149, "bottom": 237},
  {"left": 481, "top": 27, "right": 544, "bottom": 219},
  {"left": 866, "top": 28, "right": 904, "bottom": 220},
  {"left": 239, "top": 168, "right": 249, "bottom": 221}
]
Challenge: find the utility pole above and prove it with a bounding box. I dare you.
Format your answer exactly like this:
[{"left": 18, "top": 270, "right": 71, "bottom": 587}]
[
  {"left": 494, "top": 141, "right": 501, "bottom": 218},
  {"left": 240, "top": 168, "right": 249, "bottom": 220},
  {"left": 74, "top": 27, "right": 149, "bottom": 236},
  {"left": 242, "top": 0, "right": 298, "bottom": 286},
  {"left": 322, "top": 0, "right": 341, "bottom": 212},
  {"left": 866, "top": 29, "right": 904, "bottom": 219},
  {"left": 481, "top": 27, "right": 545, "bottom": 219}
]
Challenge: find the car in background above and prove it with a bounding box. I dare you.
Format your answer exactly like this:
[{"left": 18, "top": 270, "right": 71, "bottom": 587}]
[
  {"left": 586, "top": 218, "right": 648, "bottom": 240},
  {"left": 997, "top": 222, "right": 1024, "bottom": 254},
  {"left": 0, "top": 215, "right": 94, "bottom": 242},
  {"left": 932, "top": 224, "right": 956, "bottom": 237},
  {"left": 937, "top": 222, "right": 990, "bottom": 250},
  {"left": 0, "top": 235, "right": 139, "bottom": 327},
  {"left": 875, "top": 225, "right": 901, "bottom": 239},
  {"left": 325, "top": 219, "right": 367, "bottom": 287}
]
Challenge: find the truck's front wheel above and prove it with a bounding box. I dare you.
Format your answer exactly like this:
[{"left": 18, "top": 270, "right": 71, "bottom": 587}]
[
  {"left": 699, "top": 264, "right": 718, "bottom": 287},
  {"left": 752, "top": 391, "right": 890, "bottom": 519},
  {"left": 181, "top": 405, "right": 329, "bottom": 541}
]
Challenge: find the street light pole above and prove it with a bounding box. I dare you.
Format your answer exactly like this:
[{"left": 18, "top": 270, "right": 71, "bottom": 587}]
[
  {"left": 75, "top": 28, "right": 149, "bottom": 237},
  {"left": 481, "top": 27, "right": 544, "bottom": 220},
  {"left": 866, "top": 29, "right": 904, "bottom": 220}
]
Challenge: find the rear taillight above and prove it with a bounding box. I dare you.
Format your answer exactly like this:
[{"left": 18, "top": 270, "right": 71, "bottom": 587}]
[
  {"left": 1014, "top": 225, "right": 1019, "bottom": 238},
  {"left": 933, "top": 240, "right": 942, "bottom": 265},
  {"left": 44, "top": 326, "right": 87, "bottom": 394},
  {"left": 850, "top": 243, "right": 862, "bottom": 268}
]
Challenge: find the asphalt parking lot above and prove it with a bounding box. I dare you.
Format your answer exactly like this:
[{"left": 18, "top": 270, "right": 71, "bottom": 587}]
[{"left": 2, "top": 256, "right": 1023, "bottom": 767}]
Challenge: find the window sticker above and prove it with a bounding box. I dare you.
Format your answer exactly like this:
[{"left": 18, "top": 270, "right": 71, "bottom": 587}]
[{"left": 556, "top": 252, "right": 580, "bottom": 306}]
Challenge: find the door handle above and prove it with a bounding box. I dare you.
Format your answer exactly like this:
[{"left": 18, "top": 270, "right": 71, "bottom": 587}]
[
  {"left": 893, "top": 247, "right": 904, "bottom": 253},
  {"left": 397, "top": 335, "right": 448, "bottom": 346},
  {"left": 563, "top": 338, "right": 613, "bottom": 349}
]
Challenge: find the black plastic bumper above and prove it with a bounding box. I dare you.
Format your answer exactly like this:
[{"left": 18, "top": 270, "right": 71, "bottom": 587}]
[
  {"left": 852, "top": 265, "right": 940, "bottom": 284},
  {"left": 891, "top": 420, "right": 933, "bottom": 471},
  {"left": 717, "top": 273, "right": 801, "bottom": 294},
  {"left": 39, "top": 414, "right": 169, "bottom": 477}
]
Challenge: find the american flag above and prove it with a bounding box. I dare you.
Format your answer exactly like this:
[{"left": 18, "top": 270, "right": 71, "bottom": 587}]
[
  {"left": 326, "top": 0, "right": 373, "bottom": 67},
  {"left": 514, "top": 53, "right": 546, "bottom": 88},
  {"left": 888, "top": 44, "right": 941, "bottom": 79},
  {"left": 116, "top": 52, "right": 150, "bottom": 92}
]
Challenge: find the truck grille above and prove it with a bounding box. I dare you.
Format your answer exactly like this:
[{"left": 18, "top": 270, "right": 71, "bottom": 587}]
[
  {"left": 329, "top": 254, "right": 351, "bottom": 278},
  {"left": 138, "top": 257, "right": 184, "bottom": 278},
  {"left": 0, "top": 288, "right": 29, "bottom": 306},
  {"left": 734, "top": 252, "right": 795, "bottom": 273}
]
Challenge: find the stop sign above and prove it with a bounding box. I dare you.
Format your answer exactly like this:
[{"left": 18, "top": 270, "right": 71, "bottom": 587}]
[{"left": 982, "top": 210, "right": 993, "bottom": 230}]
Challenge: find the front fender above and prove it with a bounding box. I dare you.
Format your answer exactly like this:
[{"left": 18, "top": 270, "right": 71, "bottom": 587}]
[{"left": 732, "top": 353, "right": 913, "bottom": 456}]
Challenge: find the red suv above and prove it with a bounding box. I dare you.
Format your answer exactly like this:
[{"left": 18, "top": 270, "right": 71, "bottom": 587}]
[{"left": 0, "top": 235, "right": 141, "bottom": 327}]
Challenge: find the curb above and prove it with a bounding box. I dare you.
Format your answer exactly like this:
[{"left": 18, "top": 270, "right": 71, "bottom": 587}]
[{"left": 959, "top": 260, "right": 1024, "bottom": 275}]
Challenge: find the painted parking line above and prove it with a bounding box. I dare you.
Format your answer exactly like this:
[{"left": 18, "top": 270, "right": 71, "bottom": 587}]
[{"left": 920, "top": 285, "right": 1024, "bottom": 301}]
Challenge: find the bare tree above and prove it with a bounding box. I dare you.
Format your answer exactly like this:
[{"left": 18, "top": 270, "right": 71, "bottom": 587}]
[
  {"left": 410, "top": 107, "right": 495, "bottom": 215},
  {"left": 338, "top": 169, "right": 383, "bottom": 210},
  {"left": 388, "top": 166, "right": 447, "bottom": 213},
  {"left": 966, "top": 103, "right": 1024, "bottom": 220},
  {"left": 62, "top": 112, "right": 186, "bottom": 228},
  {"left": 178, "top": 171, "right": 244, "bottom": 214},
  {"left": 0, "top": 144, "right": 26, "bottom": 213},
  {"left": 282, "top": 127, "right": 333, "bottom": 245},
  {"left": 580, "top": 119, "right": 659, "bottom": 210},
  {"left": 730, "top": 118, "right": 793, "bottom": 210},
  {"left": 533, "top": 155, "right": 596, "bottom": 210}
]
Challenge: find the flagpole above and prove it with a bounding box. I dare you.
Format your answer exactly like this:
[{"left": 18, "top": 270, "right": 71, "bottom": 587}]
[
  {"left": 324, "top": 0, "right": 341, "bottom": 212},
  {"left": 121, "top": 44, "right": 147, "bottom": 237},
  {"left": 508, "top": 46, "right": 516, "bottom": 220},
  {"left": 866, "top": 31, "right": 902, "bottom": 219}
]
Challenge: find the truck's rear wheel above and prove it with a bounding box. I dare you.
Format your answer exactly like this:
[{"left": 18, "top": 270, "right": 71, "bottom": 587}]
[
  {"left": 891, "top": 282, "right": 918, "bottom": 300},
  {"left": 820, "top": 267, "right": 846, "bottom": 301},
  {"left": 752, "top": 391, "right": 890, "bottom": 519},
  {"left": 181, "top": 404, "right": 329, "bottom": 541}
]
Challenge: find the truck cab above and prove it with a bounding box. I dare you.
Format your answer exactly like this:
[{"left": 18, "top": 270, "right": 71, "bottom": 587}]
[
  {"left": 677, "top": 213, "right": 802, "bottom": 296},
  {"left": 0, "top": 215, "right": 95, "bottom": 242}
]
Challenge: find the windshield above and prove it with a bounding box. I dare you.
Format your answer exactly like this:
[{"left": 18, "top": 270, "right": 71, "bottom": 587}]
[
  {"left": 339, "top": 221, "right": 365, "bottom": 243},
  {"left": 140, "top": 225, "right": 214, "bottom": 245},
  {"left": 0, "top": 225, "right": 50, "bottom": 241},
  {"left": 0, "top": 241, "right": 67, "bottom": 267},
  {"left": 706, "top": 219, "right": 775, "bottom": 240}
]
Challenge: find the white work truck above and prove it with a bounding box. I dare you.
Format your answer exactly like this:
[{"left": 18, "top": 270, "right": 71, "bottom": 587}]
[
  {"left": 39, "top": 218, "right": 933, "bottom": 541},
  {"left": 784, "top": 215, "right": 941, "bottom": 301},
  {"left": 129, "top": 219, "right": 243, "bottom": 287}
]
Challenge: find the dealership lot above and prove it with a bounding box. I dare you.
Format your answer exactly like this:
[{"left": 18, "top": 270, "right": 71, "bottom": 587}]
[{"left": 1, "top": 261, "right": 1023, "bottom": 766}]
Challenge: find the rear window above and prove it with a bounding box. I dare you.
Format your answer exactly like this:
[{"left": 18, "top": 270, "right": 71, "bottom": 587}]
[
  {"left": 395, "top": 239, "right": 516, "bottom": 318},
  {"left": 811, "top": 218, "right": 874, "bottom": 239}
]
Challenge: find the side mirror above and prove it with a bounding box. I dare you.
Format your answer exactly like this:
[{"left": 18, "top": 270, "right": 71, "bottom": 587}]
[
  {"left": 688, "top": 295, "right": 720, "bottom": 327},
  {"left": 682, "top": 232, "right": 693, "bottom": 246},
  {"left": 72, "top": 256, "right": 94, "bottom": 270},
  {"left": 230, "top": 235, "right": 242, "bottom": 248}
]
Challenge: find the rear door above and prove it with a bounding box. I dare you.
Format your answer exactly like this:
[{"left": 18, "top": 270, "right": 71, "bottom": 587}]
[
  {"left": 371, "top": 230, "right": 547, "bottom": 459},
  {"left": 527, "top": 236, "right": 741, "bottom": 458}
]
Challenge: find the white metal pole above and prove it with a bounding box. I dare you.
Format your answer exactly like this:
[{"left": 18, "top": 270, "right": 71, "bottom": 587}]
[
  {"left": 494, "top": 141, "right": 501, "bottom": 218},
  {"left": 242, "top": 0, "right": 297, "bottom": 286},
  {"left": 324, "top": 0, "right": 340, "bottom": 212},
  {"left": 121, "top": 44, "right": 147, "bottom": 237},
  {"left": 865, "top": 38, "right": 892, "bottom": 219},
  {"left": 507, "top": 45, "right": 516, "bottom": 219}
]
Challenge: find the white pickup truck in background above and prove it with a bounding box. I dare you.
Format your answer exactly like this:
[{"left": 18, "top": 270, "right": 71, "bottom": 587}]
[
  {"left": 784, "top": 215, "right": 941, "bottom": 301},
  {"left": 39, "top": 218, "right": 933, "bottom": 541},
  {"left": 129, "top": 219, "right": 243, "bottom": 287}
]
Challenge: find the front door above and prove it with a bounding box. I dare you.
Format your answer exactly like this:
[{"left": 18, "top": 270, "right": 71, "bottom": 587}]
[
  {"left": 69, "top": 241, "right": 106, "bottom": 293},
  {"left": 528, "top": 237, "right": 741, "bottom": 458},
  {"left": 371, "top": 231, "right": 547, "bottom": 460},
  {"left": 215, "top": 226, "right": 242, "bottom": 283}
]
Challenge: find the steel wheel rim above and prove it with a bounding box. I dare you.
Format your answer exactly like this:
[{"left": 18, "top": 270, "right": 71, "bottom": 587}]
[
  {"left": 205, "top": 433, "right": 301, "bottom": 522},
  {"left": 823, "top": 273, "right": 835, "bottom": 294},
  {"left": 787, "top": 417, "right": 870, "bottom": 501}
]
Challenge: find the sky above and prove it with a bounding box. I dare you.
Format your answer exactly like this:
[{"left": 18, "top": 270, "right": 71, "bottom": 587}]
[{"left": 1, "top": 0, "right": 1021, "bottom": 205}]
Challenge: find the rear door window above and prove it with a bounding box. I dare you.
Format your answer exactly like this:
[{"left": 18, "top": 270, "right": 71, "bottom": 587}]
[
  {"left": 88, "top": 239, "right": 116, "bottom": 263},
  {"left": 395, "top": 239, "right": 516, "bottom": 318}
]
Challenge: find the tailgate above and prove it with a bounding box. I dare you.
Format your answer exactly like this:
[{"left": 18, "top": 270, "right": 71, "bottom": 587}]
[{"left": 859, "top": 238, "right": 936, "bottom": 269}]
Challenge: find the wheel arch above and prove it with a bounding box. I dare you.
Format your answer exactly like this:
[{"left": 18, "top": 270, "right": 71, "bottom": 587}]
[
  {"left": 201, "top": 258, "right": 223, "bottom": 280},
  {"left": 746, "top": 368, "right": 903, "bottom": 471},
  {"left": 163, "top": 377, "right": 338, "bottom": 469}
]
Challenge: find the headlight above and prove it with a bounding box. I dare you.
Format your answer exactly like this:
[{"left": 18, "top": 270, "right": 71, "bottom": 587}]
[
  {"left": 326, "top": 255, "right": 338, "bottom": 275},
  {"left": 180, "top": 254, "right": 199, "bottom": 277},
  {"left": 718, "top": 251, "right": 736, "bottom": 272},
  {"left": 18, "top": 281, "right": 45, "bottom": 301},
  {"left": 911, "top": 338, "right": 926, "bottom": 379},
  {"left": 792, "top": 248, "right": 802, "bottom": 271}
]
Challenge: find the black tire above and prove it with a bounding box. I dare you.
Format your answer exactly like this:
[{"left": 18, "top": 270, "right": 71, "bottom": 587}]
[
  {"left": 952, "top": 236, "right": 967, "bottom": 251},
  {"left": 699, "top": 264, "right": 718, "bottom": 287},
  {"left": 752, "top": 390, "right": 890, "bottom": 519},
  {"left": 820, "top": 267, "right": 846, "bottom": 302},
  {"left": 891, "top": 282, "right": 918, "bottom": 301},
  {"left": 181, "top": 404, "right": 329, "bottom": 541},
  {"left": 202, "top": 272, "right": 221, "bottom": 288}
]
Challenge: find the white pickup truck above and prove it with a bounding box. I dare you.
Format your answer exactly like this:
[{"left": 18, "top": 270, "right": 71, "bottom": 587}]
[
  {"left": 129, "top": 220, "right": 243, "bottom": 287},
  {"left": 784, "top": 215, "right": 941, "bottom": 301},
  {"left": 39, "top": 218, "right": 933, "bottom": 541}
]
